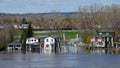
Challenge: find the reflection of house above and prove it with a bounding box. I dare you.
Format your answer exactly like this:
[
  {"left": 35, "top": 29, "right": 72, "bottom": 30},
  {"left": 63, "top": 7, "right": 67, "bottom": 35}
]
[
  {"left": 90, "top": 30, "right": 115, "bottom": 48},
  {"left": 44, "top": 36, "right": 59, "bottom": 50},
  {"left": 26, "top": 37, "right": 40, "bottom": 51},
  {"left": 7, "top": 40, "right": 22, "bottom": 50}
]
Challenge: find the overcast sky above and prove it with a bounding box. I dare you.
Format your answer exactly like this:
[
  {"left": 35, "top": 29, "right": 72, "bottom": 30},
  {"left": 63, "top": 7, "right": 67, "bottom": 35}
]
[{"left": 0, "top": 0, "right": 120, "bottom": 13}]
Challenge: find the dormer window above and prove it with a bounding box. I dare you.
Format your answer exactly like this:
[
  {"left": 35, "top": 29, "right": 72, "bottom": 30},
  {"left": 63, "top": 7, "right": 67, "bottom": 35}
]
[
  {"left": 28, "top": 39, "right": 30, "bottom": 42},
  {"left": 99, "top": 33, "right": 102, "bottom": 35},
  {"left": 106, "top": 33, "right": 109, "bottom": 35}
]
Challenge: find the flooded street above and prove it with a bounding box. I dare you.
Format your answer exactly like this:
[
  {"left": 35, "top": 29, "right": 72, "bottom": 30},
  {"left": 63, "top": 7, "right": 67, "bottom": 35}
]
[{"left": 0, "top": 46, "right": 120, "bottom": 68}]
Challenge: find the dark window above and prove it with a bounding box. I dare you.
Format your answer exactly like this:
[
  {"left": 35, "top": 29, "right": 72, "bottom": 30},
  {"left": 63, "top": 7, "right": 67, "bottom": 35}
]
[
  {"left": 9, "top": 45, "right": 13, "bottom": 47},
  {"left": 46, "top": 45, "right": 49, "bottom": 47},
  {"left": 28, "top": 40, "right": 30, "bottom": 42},
  {"left": 31, "top": 45, "right": 39, "bottom": 48},
  {"left": 51, "top": 39, "right": 53, "bottom": 42},
  {"left": 51, "top": 44, "right": 54, "bottom": 48},
  {"left": 98, "top": 42, "right": 103, "bottom": 45},
  {"left": 46, "top": 39, "right": 48, "bottom": 42},
  {"left": 16, "top": 45, "right": 20, "bottom": 47}
]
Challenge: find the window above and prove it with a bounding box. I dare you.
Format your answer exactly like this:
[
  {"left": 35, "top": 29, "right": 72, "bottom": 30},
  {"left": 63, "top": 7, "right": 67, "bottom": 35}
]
[
  {"left": 51, "top": 44, "right": 54, "bottom": 48},
  {"left": 99, "top": 33, "right": 102, "bottom": 35},
  {"left": 9, "top": 45, "right": 13, "bottom": 47},
  {"left": 98, "top": 42, "right": 103, "bottom": 45},
  {"left": 28, "top": 39, "right": 30, "bottom": 42},
  {"left": 51, "top": 39, "right": 53, "bottom": 42},
  {"left": 46, "top": 44, "right": 49, "bottom": 47},
  {"left": 16, "top": 45, "right": 20, "bottom": 47},
  {"left": 46, "top": 39, "right": 49, "bottom": 42},
  {"left": 106, "top": 33, "right": 109, "bottom": 35}
]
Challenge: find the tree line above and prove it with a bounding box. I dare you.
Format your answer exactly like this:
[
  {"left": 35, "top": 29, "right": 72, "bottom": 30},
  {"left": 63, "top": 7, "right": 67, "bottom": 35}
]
[
  {"left": 0, "top": 4, "right": 120, "bottom": 49},
  {"left": 0, "top": 4, "right": 120, "bottom": 31}
]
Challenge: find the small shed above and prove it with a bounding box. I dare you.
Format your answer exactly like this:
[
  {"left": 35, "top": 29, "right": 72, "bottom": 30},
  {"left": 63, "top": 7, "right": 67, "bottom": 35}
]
[
  {"left": 7, "top": 40, "right": 22, "bottom": 50},
  {"left": 68, "top": 38, "right": 84, "bottom": 46}
]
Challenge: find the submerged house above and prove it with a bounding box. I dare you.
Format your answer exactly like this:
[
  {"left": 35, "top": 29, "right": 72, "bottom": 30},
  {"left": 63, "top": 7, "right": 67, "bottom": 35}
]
[
  {"left": 68, "top": 38, "right": 84, "bottom": 46},
  {"left": 26, "top": 37, "right": 40, "bottom": 51},
  {"left": 90, "top": 30, "right": 115, "bottom": 48},
  {"left": 7, "top": 40, "right": 22, "bottom": 50},
  {"left": 44, "top": 36, "right": 59, "bottom": 50}
]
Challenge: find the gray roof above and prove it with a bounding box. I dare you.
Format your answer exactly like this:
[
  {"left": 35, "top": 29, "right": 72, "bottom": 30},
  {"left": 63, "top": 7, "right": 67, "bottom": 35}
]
[
  {"left": 7, "top": 40, "right": 22, "bottom": 45},
  {"left": 92, "top": 34, "right": 113, "bottom": 37}
]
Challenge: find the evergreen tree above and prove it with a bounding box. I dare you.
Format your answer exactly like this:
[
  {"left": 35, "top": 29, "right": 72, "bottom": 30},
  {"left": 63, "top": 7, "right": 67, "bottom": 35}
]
[
  {"left": 21, "top": 29, "right": 27, "bottom": 50},
  {"left": 22, "top": 18, "right": 28, "bottom": 24},
  {"left": 26, "top": 22, "right": 33, "bottom": 38},
  {"left": 21, "top": 21, "right": 33, "bottom": 50}
]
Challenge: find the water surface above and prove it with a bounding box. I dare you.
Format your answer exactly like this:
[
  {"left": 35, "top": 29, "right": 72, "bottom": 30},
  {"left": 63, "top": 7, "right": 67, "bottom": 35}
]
[{"left": 0, "top": 46, "right": 120, "bottom": 68}]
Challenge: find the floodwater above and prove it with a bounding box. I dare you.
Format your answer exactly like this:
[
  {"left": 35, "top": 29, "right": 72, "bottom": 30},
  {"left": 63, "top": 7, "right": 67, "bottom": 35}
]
[{"left": 0, "top": 46, "right": 120, "bottom": 68}]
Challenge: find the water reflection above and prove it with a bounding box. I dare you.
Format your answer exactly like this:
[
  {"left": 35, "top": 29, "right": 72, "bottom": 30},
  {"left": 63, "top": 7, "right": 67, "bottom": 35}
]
[
  {"left": 61, "top": 45, "right": 88, "bottom": 54},
  {"left": 86, "top": 48, "right": 120, "bottom": 55},
  {"left": 1, "top": 46, "right": 120, "bottom": 68},
  {"left": 3, "top": 46, "right": 120, "bottom": 55},
  {"left": 60, "top": 45, "right": 120, "bottom": 55},
  {"left": 44, "top": 49, "right": 55, "bottom": 55}
]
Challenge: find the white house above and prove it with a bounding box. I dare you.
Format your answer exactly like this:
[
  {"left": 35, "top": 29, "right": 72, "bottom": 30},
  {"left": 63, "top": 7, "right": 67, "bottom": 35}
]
[
  {"left": 90, "top": 35, "right": 114, "bottom": 48},
  {"left": 26, "top": 37, "right": 40, "bottom": 51},
  {"left": 44, "top": 36, "right": 55, "bottom": 50},
  {"left": 19, "top": 24, "right": 29, "bottom": 29},
  {"left": 13, "top": 24, "right": 19, "bottom": 29},
  {"left": 90, "top": 31, "right": 115, "bottom": 48},
  {"left": 26, "top": 37, "right": 39, "bottom": 44},
  {"left": 44, "top": 36, "right": 60, "bottom": 51}
]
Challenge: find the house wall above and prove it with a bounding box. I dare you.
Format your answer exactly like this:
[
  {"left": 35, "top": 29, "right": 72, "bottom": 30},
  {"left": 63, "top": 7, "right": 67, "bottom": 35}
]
[
  {"left": 7, "top": 45, "right": 22, "bottom": 50},
  {"left": 90, "top": 37, "right": 105, "bottom": 47},
  {"left": 44, "top": 37, "right": 55, "bottom": 49},
  {"left": 90, "top": 36, "right": 114, "bottom": 47}
]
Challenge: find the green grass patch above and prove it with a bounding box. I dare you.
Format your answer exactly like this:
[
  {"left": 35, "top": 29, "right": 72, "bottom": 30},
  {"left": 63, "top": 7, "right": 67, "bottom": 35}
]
[
  {"left": 16, "top": 29, "right": 92, "bottom": 40},
  {"left": 16, "top": 29, "right": 24, "bottom": 35},
  {"left": 63, "top": 30, "right": 79, "bottom": 39}
]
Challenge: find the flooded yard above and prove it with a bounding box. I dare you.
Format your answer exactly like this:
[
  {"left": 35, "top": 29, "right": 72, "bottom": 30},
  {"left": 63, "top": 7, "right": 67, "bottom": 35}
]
[{"left": 0, "top": 46, "right": 120, "bottom": 68}]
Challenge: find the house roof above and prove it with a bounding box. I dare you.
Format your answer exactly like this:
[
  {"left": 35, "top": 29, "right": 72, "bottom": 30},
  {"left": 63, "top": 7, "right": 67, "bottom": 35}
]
[
  {"left": 92, "top": 34, "right": 113, "bottom": 37},
  {"left": 98, "top": 30, "right": 114, "bottom": 33},
  {"left": 7, "top": 40, "right": 22, "bottom": 45}
]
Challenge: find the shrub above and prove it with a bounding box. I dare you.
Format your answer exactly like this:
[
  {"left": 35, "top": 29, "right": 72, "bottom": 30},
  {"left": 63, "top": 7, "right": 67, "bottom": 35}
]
[
  {"left": 0, "top": 44, "right": 4, "bottom": 51},
  {"left": 86, "top": 36, "right": 91, "bottom": 44},
  {"left": 115, "top": 30, "right": 120, "bottom": 42}
]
